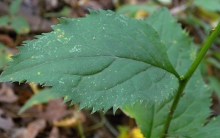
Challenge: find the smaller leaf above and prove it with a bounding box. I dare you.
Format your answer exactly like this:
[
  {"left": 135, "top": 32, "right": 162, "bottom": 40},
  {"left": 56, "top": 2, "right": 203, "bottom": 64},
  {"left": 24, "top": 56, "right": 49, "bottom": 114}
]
[
  {"left": 11, "top": 16, "right": 30, "bottom": 34},
  {"left": 44, "top": 7, "right": 72, "bottom": 18},
  {"left": 0, "top": 16, "right": 10, "bottom": 26},
  {"left": 191, "top": 117, "right": 220, "bottom": 138},
  {"left": 19, "top": 89, "right": 62, "bottom": 114},
  {"left": 207, "top": 57, "right": 220, "bottom": 69},
  {"left": 0, "top": 43, "right": 10, "bottom": 69},
  {"left": 9, "top": 0, "right": 22, "bottom": 15},
  {"left": 208, "top": 77, "right": 220, "bottom": 96},
  {"left": 195, "top": 0, "right": 220, "bottom": 12}
]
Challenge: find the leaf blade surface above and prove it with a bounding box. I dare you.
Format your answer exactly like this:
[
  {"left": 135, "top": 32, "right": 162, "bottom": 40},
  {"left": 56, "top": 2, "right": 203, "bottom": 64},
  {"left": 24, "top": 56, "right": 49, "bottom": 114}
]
[{"left": 0, "top": 10, "right": 179, "bottom": 111}]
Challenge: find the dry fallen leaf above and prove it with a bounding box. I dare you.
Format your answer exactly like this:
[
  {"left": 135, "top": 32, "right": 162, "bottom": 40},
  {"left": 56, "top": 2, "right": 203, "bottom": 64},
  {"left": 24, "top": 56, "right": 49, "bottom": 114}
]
[
  {"left": 48, "top": 127, "right": 60, "bottom": 138},
  {"left": 0, "top": 83, "right": 18, "bottom": 103},
  {"left": 0, "top": 35, "right": 14, "bottom": 48},
  {"left": 0, "top": 109, "right": 14, "bottom": 131},
  {"left": 40, "top": 99, "right": 70, "bottom": 123},
  {"left": 23, "top": 119, "right": 46, "bottom": 138},
  {"left": 54, "top": 111, "right": 85, "bottom": 128},
  {"left": 53, "top": 116, "right": 79, "bottom": 128}
]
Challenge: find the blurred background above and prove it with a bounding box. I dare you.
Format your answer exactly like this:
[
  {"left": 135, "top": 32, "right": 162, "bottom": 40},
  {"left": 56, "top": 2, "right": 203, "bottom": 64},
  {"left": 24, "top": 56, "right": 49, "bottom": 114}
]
[{"left": 0, "top": 0, "right": 220, "bottom": 138}]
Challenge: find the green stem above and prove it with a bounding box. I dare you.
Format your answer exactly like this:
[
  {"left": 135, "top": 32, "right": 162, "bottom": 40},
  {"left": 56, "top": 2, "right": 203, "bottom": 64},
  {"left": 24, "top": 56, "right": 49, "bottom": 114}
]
[
  {"left": 161, "top": 80, "right": 187, "bottom": 138},
  {"left": 184, "top": 22, "right": 220, "bottom": 81},
  {"left": 161, "top": 22, "right": 220, "bottom": 138}
]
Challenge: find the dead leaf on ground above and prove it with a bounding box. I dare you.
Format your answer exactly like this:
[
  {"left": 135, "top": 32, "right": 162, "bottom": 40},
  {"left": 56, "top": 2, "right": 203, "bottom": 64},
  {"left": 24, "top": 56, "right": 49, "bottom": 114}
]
[
  {"left": 23, "top": 119, "right": 46, "bottom": 138},
  {"left": 94, "top": 129, "right": 113, "bottom": 138},
  {"left": 11, "top": 128, "right": 27, "bottom": 138},
  {"left": 54, "top": 111, "right": 85, "bottom": 128},
  {"left": 0, "top": 83, "right": 18, "bottom": 103},
  {"left": 0, "top": 35, "right": 14, "bottom": 48},
  {"left": 0, "top": 109, "right": 14, "bottom": 131},
  {"left": 46, "top": 0, "right": 59, "bottom": 11},
  {"left": 0, "top": 132, "right": 8, "bottom": 138},
  {"left": 49, "top": 127, "right": 60, "bottom": 138},
  {"left": 40, "top": 99, "right": 70, "bottom": 123}
]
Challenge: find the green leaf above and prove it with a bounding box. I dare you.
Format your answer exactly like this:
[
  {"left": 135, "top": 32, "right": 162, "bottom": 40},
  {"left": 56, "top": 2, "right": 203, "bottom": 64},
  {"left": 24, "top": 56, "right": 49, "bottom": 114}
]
[
  {"left": 122, "top": 8, "right": 220, "bottom": 138},
  {"left": 123, "top": 73, "right": 212, "bottom": 138},
  {"left": 0, "top": 15, "right": 30, "bottom": 34},
  {"left": 208, "top": 77, "right": 220, "bottom": 96},
  {"left": 0, "top": 43, "right": 10, "bottom": 69},
  {"left": 44, "top": 7, "right": 72, "bottom": 18},
  {"left": 19, "top": 89, "right": 61, "bottom": 114},
  {"left": 9, "top": 0, "right": 22, "bottom": 15},
  {"left": 195, "top": 0, "right": 220, "bottom": 12},
  {"left": 0, "top": 10, "right": 179, "bottom": 112},
  {"left": 0, "top": 16, "right": 10, "bottom": 26},
  {"left": 207, "top": 57, "right": 220, "bottom": 69},
  {"left": 145, "top": 8, "right": 195, "bottom": 76},
  {"left": 190, "top": 117, "right": 220, "bottom": 138},
  {"left": 11, "top": 16, "right": 30, "bottom": 34}
]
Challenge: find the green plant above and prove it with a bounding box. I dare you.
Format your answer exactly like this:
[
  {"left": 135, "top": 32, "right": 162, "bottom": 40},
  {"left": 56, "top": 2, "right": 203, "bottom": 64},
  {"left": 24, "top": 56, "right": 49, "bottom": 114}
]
[
  {"left": 194, "top": 0, "right": 220, "bottom": 12},
  {"left": 0, "top": 43, "right": 10, "bottom": 69},
  {"left": 0, "top": 8, "right": 220, "bottom": 138},
  {"left": 0, "top": 0, "right": 30, "bottom": 34}
]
